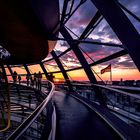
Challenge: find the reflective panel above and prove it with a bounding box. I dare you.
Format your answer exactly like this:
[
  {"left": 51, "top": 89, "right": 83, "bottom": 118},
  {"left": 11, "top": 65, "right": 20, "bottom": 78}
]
[
  {"left": 91, "top": 54, "right": 140, "bottom": 82},
  {"left": 11, "top": 66, "right": 27, "bottom": 75},
  {"left": 44, "top": 60, "right": 60, "bottom": 72},
  {"left": 5, "top": 68, "right": 12, "bottom": 82},
  {"left": 54, "top": 40, "right": 70, "bottom": 56},
  {"left": 65, "top": 0, "right": 97, "bottom": 39},
  {"left": 52, "top": 72, "right": 65, "bottom": 83},
  {"left": 119, "top": 0, "right": 140, "bottom": 33},
  {"left": 59, "top": 50, "right": 81, "bottom": 70},
  {"left": 42, "top": 53, "right": 53, "bottom": 62},
  {"left": 28, "top": 64, "right": 43, "bottom": 74},
  {"left": 80, "top": 42, "right": 123, "bottom": 63},
  {"left": 67, "top": 69, "right": 88, "bottom": 81}
]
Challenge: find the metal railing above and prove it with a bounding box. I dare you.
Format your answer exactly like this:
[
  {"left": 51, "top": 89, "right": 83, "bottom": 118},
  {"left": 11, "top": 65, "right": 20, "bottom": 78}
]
[
  {"left": 55, "top": 83, "right": 140, "bottom": 126},
  {"left": 7, "top": 80, "right": 55, "bottom": 140}
]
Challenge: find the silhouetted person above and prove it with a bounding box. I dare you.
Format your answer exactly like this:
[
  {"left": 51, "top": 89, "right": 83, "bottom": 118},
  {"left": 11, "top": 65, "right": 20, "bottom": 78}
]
[
  {"left": 13, "top": 71, "right": 17, "bottom": 83},
  {"left": 38, "top": 71, "right": 42, "bottom": 90},
  {"left": 26, "top": 73, "right": 30, "bottom": 86},
  {"left": 34, "top": 72, "right": 37, "bottom": 88},
  {"left": 30, "top": 76, "right": 34, "bottom": 87},
  {"left": 18, "top": 75, "right": 21, "bottom": 84}
]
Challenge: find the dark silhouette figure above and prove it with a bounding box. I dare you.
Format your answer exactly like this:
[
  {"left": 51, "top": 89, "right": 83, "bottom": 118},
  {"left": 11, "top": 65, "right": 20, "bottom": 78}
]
[
  {"left": 13, "top": 71, "right": 17, "bottom": 83},
  {"left": 18, "top": 75, "right": 21, "bottom": 84},
  {"left": 34, "top": 72, "right": 37, "bottom": 88},
  {"left": 38, "top": 71, "right": 42, "bottom": 90},
  {"left": 26, "top": 73, "right": 30, "bottom": 86},
  {"left": 30, "top": 76, "right": 34, "bottom": 87}
]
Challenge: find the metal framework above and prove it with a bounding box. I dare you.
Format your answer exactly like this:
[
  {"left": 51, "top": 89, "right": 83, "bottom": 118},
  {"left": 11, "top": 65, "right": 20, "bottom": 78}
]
[
  {"left": 4, "top": 0, "right": 140, "bottom": 105},
  {"left": 51, "top": 50, "right": 72, "bottom": 90}
]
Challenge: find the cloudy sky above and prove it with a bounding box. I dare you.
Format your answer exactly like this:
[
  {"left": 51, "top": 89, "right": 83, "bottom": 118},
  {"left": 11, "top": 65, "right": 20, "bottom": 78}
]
[{"left": 47, "top": 0, "right": 140, "bottom": 81}]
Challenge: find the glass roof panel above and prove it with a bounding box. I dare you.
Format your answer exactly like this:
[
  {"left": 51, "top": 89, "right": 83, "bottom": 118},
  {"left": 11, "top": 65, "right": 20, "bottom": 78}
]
[
  {"left": 11, "top": 66, "right": 27, "bottom": 75},
  {"left": 53, "top": 72, "right": 65, "bottom": 83},
  {"left": 28, "top": 64, "right": 43, "bottom": 74},
  {"left": 43, "top": 60, "right": 60, "bottom": 72},
  {"left": 118, "top": 0, "right": 140, "bottom": 34},
  {"left": 65, "top": 0, "right": 97, "bottom": 39},
  {"left": 79, "top": 42, "right": 123, "bottom": 63},
  {"left": 67, "top": 69, "right": 88, "bottom": 82},
  {"left": 59, "top": 50, "right": 81, "bottom": 70},
  {"left": 54, "top": 40, "right": 70, "bottom": 56},
  {"left": 91, "top": 54, "right": 140, "bottom": 82}
]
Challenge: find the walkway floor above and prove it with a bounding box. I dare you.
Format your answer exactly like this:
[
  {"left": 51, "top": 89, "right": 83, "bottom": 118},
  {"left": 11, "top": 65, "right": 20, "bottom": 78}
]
[{"left": 52, "top": 91, "right": 121, "bottom": 140}]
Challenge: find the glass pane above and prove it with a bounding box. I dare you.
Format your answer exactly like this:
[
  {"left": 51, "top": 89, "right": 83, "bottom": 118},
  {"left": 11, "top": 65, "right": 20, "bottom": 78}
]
[
  {"left": 28, "top": 64, "right": 43, "bottom": 74},
  {"left": 65, "top": 0, "right": 97, "bottom": 38},
  {"left": 5, "top": 68, "right": 11, "bottom": 75},
  {"left": 54, "top": 40, "right": 70, "bottom": 56},
  {"left": 59, "top": 50, "right": 81, "bottom": 70},
  {"left": 79, "top": 42, "right": 123, "bottom": 63},
  {"left": 53, "top": 72, "right": 65, "bottom": 83},
  {"left": 42, "top": 53, "right": 52, "bottom": 62},
  {"left": 119, "top": 0, "right": 140, "bottom": 33},
  {"left": 5, "top": 68, "right": 12, "bottom": 82},
  {"left": 44, "top": 60, "right": 60, "bottom": 72},
  {"left": 91, "top": 55, "right": 140, "bottom": 84},
  {"left": 67, "top": 69, "right": 88, "bottom": 82},
  {"left": 88, "top": 19, "right": 121, "bottom": 44},
  {"left": 11, "top": 66, "right": 27, "bottom": 74}
]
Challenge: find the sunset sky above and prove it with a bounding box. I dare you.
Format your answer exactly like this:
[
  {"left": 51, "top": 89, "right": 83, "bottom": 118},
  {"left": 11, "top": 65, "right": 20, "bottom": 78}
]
[
  {"left": 51, "top": 0, "right": 140, "bottom": 81},
  {"left": 6, "top": 0, "right": 140, "bottom": 82}
]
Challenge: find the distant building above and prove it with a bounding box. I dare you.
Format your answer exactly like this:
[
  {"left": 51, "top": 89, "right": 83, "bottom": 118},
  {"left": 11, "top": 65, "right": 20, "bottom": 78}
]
[
  {"left": 112, "top": 81, "right": 120, "bottom": 85},
  {"left": 124, "top": 80, "right": 135, "bottom": 86}
]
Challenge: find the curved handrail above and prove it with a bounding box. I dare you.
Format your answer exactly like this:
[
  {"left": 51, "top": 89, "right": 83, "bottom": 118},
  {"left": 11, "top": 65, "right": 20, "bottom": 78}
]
[
  {"left": 62, "top": 82, "right": 140, "bottom": 100},
  {"left": 7, "top": 80, "right": 55, "bottom": 140},
  {"left": 93, "top": 84, "right": 140, "bottom": 100}
]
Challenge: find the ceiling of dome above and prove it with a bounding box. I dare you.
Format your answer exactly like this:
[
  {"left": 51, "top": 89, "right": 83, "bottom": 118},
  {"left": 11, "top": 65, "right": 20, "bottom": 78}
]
[{"left": 0, "top": 0, "right": 59, "bottom": 65}]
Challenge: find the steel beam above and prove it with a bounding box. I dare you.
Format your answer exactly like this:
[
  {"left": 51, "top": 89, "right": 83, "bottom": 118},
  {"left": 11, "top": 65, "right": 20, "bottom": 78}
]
[
  {"left": 40, "top": 62, "right": 49, "bottom": 79},
  {"left": 51, "top": 51, "right": 72, "bottom": 90},
  {"left": 7, "top": 65, "right": 14, "bottom": 80},
  {"left": 90, "top": 49, "right": 127, "bottom": 67},
  {"left": 91, "top": 0, "right": 140, "bottom": 71},
  {"left": 79, "top": 11, "right": 101, "bottom": 40},
  {"left": 23, "top": 64, "right": 31, "bottom": 75},
  {"left": 60, "top": 26, "right": 106, "bottom": 106},
  {"left": 60, "top": 0, "right": 69, "bottom": 24},
  {"left": 1, "top": 64, "right": 8, "bottom": 84}
]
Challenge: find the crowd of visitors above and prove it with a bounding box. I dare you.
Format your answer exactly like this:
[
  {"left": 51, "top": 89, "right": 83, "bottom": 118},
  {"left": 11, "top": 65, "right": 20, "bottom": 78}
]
[
  {"left": 1, "top": 70, "right": 55, "bottom": 91},
  {"left": 12, "top": 71, "right": 43, "bottom": 90},
  {"left": 28, "top": 71, "right": 42, "bottom": 90}
]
